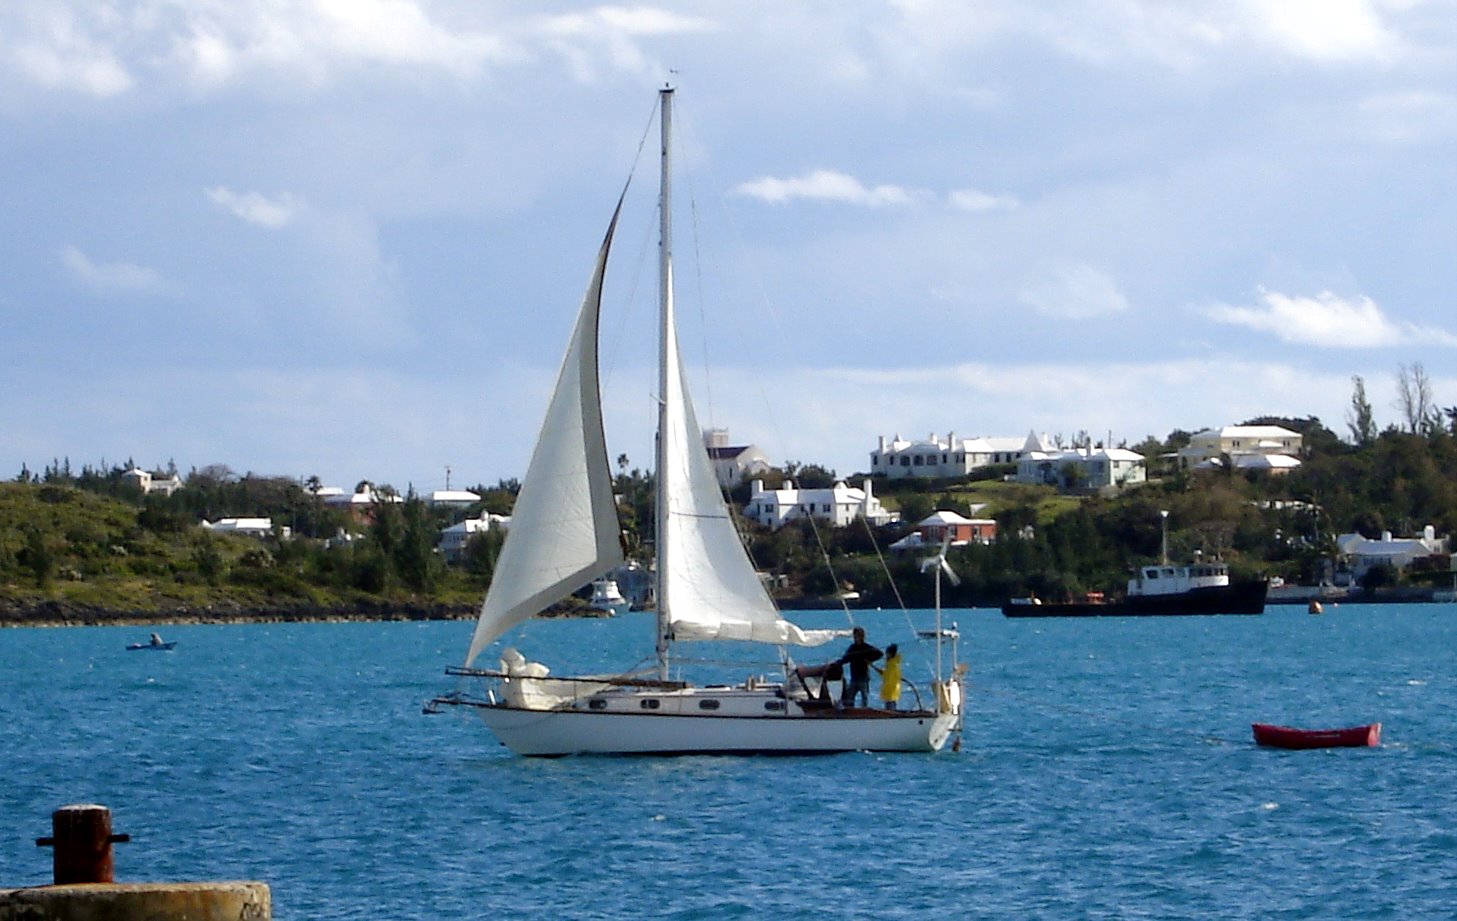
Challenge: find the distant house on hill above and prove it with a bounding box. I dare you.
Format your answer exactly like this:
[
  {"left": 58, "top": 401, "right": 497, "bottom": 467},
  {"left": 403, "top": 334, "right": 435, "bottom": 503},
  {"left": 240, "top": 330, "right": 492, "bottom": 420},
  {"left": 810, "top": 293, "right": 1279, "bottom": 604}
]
[
  {"left": 1014, "top": 447, "right": 1147, "bottom": 491},
  {"left": 889, "top": 510, "right": 998, "bottom": 551},
  {"left": 323, "top": 484, "right": 404, "bottom": 522},
  {"left": 703, "top": 428, "right": 772, "bottom": 488},
  {"left": 438, "top": 512, "right": 511, "bottom": 562},
  {"left": 1178, "top": 425, "right": 1303, "bottom": 473},
  {"left": 428, "top": 489, "right": 481, "bottom": 509},
  {"left": 201, "top": 517, "right": 286, "bottom": 539},
  {"left": 1335, "top": 526, "right": 1448, "bottom": 580},
  {"left": 123, "top": 467, "right": 183, "bottom": 497},
  {"left": 871, "top": 431, "right": 1051, "bottom": 479},
  {"left": 744, "top": 479, "right": 898, "bottom": 530}
]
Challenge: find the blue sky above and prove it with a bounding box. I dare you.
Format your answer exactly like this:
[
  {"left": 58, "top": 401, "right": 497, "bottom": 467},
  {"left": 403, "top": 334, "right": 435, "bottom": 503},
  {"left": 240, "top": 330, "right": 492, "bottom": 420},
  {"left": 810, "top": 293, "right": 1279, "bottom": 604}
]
[{"left": 3, "top": 1, "right": 1455, "bottom": 493}]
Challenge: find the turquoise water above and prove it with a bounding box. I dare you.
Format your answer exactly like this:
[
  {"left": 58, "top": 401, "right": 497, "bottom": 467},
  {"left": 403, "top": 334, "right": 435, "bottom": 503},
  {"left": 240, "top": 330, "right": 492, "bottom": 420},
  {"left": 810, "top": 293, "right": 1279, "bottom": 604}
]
[{"left": 3, "top": 605, "right": 1455, "bottom": 919}]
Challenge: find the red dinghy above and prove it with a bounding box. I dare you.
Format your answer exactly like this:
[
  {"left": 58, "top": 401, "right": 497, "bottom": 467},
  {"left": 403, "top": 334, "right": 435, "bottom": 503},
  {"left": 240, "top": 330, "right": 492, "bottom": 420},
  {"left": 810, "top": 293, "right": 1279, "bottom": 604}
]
[{"left": 1252, "top": 722, "right": 1381, "bottom": 750}]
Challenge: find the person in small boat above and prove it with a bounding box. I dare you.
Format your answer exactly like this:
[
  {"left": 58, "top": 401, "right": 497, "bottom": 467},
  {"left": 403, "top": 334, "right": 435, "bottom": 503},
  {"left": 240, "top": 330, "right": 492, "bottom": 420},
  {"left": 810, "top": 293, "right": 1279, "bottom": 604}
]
[
  {"left": 149, "top": 633, "right": 164, "bottom": 647},
  {"left": 876, "top": 643, "right": 903, "bottom": 711},
  {"left": 837, "top": 627, "right": 882, "bottom": 708}
]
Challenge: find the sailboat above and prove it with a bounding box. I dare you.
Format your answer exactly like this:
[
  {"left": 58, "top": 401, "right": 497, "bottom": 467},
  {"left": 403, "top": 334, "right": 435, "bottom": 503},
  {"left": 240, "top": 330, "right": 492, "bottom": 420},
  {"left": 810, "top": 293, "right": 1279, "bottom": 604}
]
[{"left": 430, "top": 87, "right": 963, "bottom": 756}]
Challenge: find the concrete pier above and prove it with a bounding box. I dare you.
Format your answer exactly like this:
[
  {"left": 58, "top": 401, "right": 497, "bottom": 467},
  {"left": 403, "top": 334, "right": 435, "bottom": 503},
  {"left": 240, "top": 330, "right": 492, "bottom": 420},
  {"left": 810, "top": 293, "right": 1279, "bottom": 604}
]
[
  {"left": 6, "top": 805, "right": 270, "bottom": 920},
  {"left": 0, "top": 881, "right": 271, "bottom": 920}
]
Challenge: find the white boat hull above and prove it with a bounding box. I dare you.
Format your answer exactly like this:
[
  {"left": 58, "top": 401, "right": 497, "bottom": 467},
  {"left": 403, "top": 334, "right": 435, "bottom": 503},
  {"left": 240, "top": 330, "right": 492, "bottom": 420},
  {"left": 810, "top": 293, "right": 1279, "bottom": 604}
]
[{"left": 475, "top": 704, "right": 959, "bottom": 756}]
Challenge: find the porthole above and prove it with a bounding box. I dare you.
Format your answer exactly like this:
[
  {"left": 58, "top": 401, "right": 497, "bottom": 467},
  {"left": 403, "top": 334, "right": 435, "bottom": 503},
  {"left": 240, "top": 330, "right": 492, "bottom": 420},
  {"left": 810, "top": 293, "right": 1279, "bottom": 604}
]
[
  {"left": 698, "top": 699, "right": 721, "bottom": 711},
  {"left": 588, "top": 698, "right": 607, "bottom": 711},
  {"left": 764, "top": 700, "right": 786, "bottom": 711},
  {"left": 640, "top": 698, "right": 661, "bottom": 710}
]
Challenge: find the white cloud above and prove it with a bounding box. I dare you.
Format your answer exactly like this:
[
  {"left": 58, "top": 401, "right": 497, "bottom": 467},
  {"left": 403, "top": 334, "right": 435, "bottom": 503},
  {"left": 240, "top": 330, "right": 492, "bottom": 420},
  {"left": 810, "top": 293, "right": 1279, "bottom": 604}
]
[
  {"left": 60, "top": 246, "right": 169, "bottom": 296},
  {"left": 206, "top": 187, "right": 302, "bottom": 229},
  {"left": 1018, "top": 264, "right": 1130, "bottom": 319},
  {"left": 543, "top": 6, "right": 715, "bottom": 37},
  {"left": 2, "top": 2, "right": 715, "bottom": 99},
  {"left": 2, "top": 0, "right": 523, "bottom": 97},
  {"left": 171, "top": 0, "right": 517, "bottom": 88},
  {"left": 1357, "top": 90, "right": 1457, "bottom": 143},
  {"left": 1238, "top": 0, "right": 1399, "bottom": 63},
  {"left": 874, "top": 0, "right": 1414, "bottom": 74},
  {"left": 734, "top": 170, "right": 922, "bottom": 207},
  {"left": 6, "top": 6, "right": 133, "bottom": 98},
  {"left": 948, "top": 188, "right": 1020, "bottom": 212},
  {"left": 1204, "top": 289, "right": 1457, "bottom": 348},
  {"left": 536, "top": 6, "right": 715, "bottom": 79}
]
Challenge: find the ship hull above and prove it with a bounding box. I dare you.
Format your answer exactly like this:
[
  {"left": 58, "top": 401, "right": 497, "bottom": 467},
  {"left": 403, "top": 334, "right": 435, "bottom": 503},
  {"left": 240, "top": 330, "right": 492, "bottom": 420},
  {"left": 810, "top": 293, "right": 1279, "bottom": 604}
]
[{"left": 476, "top": 705, "right": 959, "bottom": 756}]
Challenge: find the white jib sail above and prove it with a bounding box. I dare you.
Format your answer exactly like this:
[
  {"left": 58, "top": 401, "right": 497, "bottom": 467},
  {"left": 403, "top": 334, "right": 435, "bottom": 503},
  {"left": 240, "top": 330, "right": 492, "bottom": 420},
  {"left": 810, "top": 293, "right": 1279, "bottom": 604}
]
[
  {"left": 464, "top": 207, "right": 626, "bottom": 667},
  {"left": 658, "top": 266, "right": 838, "bottom": 647}
]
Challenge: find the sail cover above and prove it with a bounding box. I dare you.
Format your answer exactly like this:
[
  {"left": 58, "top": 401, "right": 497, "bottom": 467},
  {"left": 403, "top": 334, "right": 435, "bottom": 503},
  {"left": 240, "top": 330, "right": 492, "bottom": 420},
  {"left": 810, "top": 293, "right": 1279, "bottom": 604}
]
[
  {"left": 464, "top": 206, "right": 626, "bottom": 666},
  {"left": 658, "top": 268, "right": 838, "bottom": 647}
]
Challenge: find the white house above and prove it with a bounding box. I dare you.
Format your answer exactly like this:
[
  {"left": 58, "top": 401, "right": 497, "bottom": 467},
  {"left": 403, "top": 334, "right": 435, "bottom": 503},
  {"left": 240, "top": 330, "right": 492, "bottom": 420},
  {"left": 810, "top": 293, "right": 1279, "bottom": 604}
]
[
  {"left": 871, "top": 430, "right": 1052, "bottom": 478},
  {"left": 1178, "top": 425, "right": 1303, "bottom": 471},
  {"left": 323, "top": 484, "right": 405, "bottom": 520},
  {"left": 201, "top": 517, "right": 287, "bottom": 539},
  {"left": 1335, "top": 526, "right": 1448, "bottom": 580},
  {"left": 703, "top": 429, "right": 772, "bottom": 488},
  {"left": 1015, "top": 447, "right": 1147, "bottom": 490},
  {"left": 744, "top": 479, "right": 899, "bottom": 530},
  {"left": 428, "top": 489, "right": 481, "bottom": 508},
  {"left": 123, "top": 468, "right": 183, "bottom": 496},
  {"left": 438, "top": 512, "right": 512, "bottom": 562}
]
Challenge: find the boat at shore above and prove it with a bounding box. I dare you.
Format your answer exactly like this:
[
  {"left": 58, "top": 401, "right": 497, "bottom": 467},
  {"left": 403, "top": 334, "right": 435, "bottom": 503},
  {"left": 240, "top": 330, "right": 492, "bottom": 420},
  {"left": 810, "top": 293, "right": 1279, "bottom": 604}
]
[
  {"left": 1252, "top": 722, "right": 1381, "bottom": 749},
  {"left": 1002, "top": 562, "right": 1264, "bottom": 617},
  {"left": 1004, "top": 510, "right": 1266, "bottom": 618},
  {"left": 587, "top": 578, "right": 630, "bottom": 617},
  {"left": 1003, "top": 562, "right": 1268, "bottom": 617},
  {"left": 428, "top": 88, "right": 963, "bottom": 756}
]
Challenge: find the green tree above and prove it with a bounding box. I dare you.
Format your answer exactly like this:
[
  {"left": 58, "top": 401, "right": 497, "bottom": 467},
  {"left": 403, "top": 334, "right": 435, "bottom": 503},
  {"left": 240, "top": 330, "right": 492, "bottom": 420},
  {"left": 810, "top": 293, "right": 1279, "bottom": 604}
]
[
  {"left": 19, "top": 526, "right": 55, "bottom": 588},
  {"left": 394, "top": 494, "right": 442, "bottom": 592},
  {"left": 192, "top": 536, "right": 226, "bottom": 586},
  {"left": 1347, "top": 375, "right": 1377, "bottom": 446}
]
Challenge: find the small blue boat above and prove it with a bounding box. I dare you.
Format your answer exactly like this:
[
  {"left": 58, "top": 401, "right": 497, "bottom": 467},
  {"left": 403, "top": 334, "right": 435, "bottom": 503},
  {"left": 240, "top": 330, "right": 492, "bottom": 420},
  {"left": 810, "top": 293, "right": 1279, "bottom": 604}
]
[{"left": 126, "top": 633, "right": 177, "bottom": 651}]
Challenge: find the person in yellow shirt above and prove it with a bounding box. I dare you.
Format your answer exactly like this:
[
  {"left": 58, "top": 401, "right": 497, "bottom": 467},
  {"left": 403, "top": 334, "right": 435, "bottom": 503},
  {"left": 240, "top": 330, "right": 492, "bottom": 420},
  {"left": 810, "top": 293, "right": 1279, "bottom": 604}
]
[{"left": 877, "top": 643, "right": 903, "bottom": 710}]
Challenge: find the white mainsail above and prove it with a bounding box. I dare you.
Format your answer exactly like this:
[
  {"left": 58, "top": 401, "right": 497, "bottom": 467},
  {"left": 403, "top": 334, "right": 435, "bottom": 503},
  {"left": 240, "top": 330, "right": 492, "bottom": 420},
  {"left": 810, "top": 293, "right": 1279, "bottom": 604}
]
[{"left": 463, "top": 205, "right": 625, "bottom": 667}]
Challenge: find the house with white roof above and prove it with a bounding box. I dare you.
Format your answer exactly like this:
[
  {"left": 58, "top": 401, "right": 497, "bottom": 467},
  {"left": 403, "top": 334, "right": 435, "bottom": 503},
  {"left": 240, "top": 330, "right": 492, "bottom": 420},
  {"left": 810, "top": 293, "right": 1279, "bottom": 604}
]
[
  {"left": 889, "top": 510, "right": 998, "bottom": 551},
  {"left": 744, "top": 479, "right": 898, "bottom": 530},
  {"left": 123, "top": 467, "right": 183, "bottom": 497},
  {"left": 1335, "top": 526, "right": 1448, "bottom": 581},
  {"left": 201, "top": 517, "right": 288, "bottom": 539},
  {"left": 1015, "top": 447, "right": 1147, "bottom": 491},
  {"left": 1178, "top": 425, "right": 1303, "bottom": 473},
  {"left": 704, "top": 429, "right": 772, "bottom": 488},
  {"left": 871, "top": 430, "right": 1052, "bottom": 479},
  {"left": 428, "top": 489, "right": 481, "bottom": 508},
  {"left": 438, "top": 512, "right": 512, "bottom": 562},
  {"left": 323, "top": 484, "right": 405, "bottom": 521}
]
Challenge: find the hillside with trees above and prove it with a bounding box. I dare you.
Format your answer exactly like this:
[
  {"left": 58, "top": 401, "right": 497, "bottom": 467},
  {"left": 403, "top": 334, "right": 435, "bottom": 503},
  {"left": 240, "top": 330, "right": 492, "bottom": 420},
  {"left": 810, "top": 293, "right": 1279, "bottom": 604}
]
[{"left": 7, "top": 391, "right": 1457, "bottom": 624}]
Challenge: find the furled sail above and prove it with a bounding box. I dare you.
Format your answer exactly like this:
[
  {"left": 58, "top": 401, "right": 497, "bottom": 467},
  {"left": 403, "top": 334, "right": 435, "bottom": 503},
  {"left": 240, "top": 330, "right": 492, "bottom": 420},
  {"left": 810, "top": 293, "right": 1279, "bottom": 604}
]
[
  {"left": 464, "top": 204, "right": 626, "bottom": 666},
  {"left": 657, "top": 266, "right": 838, "bottom": 647}
]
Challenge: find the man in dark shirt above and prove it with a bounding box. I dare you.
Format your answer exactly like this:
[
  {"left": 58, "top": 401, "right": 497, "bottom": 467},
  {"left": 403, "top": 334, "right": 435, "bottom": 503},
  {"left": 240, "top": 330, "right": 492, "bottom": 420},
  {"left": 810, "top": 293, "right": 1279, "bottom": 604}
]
[{"left": 838, "top": 626, "right": 882, "bottom": 708}]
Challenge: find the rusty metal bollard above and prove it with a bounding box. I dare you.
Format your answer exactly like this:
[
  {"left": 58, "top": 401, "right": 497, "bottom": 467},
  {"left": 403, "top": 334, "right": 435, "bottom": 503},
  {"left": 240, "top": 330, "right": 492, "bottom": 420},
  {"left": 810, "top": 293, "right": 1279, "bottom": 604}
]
[{"left": 34, "top": 804, "right": 130, "bottom": 884}]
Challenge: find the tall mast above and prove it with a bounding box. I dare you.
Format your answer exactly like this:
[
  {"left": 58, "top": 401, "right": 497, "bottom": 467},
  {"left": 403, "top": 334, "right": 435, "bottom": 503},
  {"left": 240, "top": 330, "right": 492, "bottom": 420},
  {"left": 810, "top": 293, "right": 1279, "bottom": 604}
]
[{"left": 654, "top": 86, "right": 674, "bottom": 681}]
